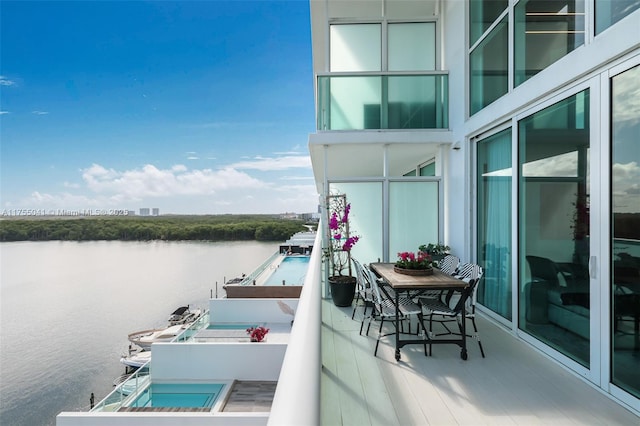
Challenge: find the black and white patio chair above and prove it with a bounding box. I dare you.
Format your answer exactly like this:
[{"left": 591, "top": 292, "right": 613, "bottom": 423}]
[
  {"left": 418, "top": 254, "right": 461, "bottom": 302},
  {"left": 421, "top": 263, "right": 485, "bottom": 358},
  {"left": 439, "top": 254, "right": 461, "bottom": 275},
  {"left": 363, "top": 265, "right": 428, "bottom": 357},
  {"left": 351, "top": 258, "right": 373, "bottom": 321}
]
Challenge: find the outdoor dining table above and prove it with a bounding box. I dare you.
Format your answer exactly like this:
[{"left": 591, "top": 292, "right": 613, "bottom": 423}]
[{"left": 369, "top": 262, "right": 471, "bottom": 361}]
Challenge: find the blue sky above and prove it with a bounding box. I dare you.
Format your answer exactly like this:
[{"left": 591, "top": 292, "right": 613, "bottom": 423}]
[{"left": 0, "top": 0, "right": 317, "bottom": 215}]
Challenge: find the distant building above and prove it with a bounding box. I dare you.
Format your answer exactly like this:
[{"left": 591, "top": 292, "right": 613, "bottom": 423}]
[
  {"left": 139, "top": 208, "right": 150, "bottom": 216},
  {"left": 280, "top": 212, "right": 299, "bottom": 220},
  {"left": 127, "top": 210, "right": 136, "bottom": 216},
  {"left": 152, "top": 208, "right": 160, "bottom": 216}
]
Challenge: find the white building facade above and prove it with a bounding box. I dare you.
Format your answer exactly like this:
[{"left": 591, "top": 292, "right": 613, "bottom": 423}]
[{"left": 308, "top": 0, "right": 640, "bottom": 413}]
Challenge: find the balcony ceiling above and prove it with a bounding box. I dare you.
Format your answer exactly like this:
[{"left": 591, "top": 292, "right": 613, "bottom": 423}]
[{"left": 308, "top": 131, "right": 453, "bottom": 191}]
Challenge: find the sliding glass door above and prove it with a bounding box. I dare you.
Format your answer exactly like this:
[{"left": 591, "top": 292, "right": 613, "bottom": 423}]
[
  {"left": 610, "top": 64, "right": 640, "bottom": 398},
  {"left": 518, "top": 91, "right": 591, "bottom": 366}
]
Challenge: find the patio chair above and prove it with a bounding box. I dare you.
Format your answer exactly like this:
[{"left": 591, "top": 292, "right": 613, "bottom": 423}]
[
  {"left": 439, "top": 254, "right": 461, "bottom": 275},
  {"left": 351, "top": 258, "right": 373, "bottom": 320},
  {"left": 418, "top": 254, "right": 461, "bottom": 301},
  {"left": 421, "top": 263, "right": 485, "bottom": 358},
  {"left": 363, "top": 266, "right": 428, "bottom": 357}
]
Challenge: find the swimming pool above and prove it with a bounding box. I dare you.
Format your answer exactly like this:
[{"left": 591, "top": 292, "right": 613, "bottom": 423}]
[
  {"left": 206, "top": 323, "right": 258, "bottom": 330},
  {"left": 130, "top": 383, "right": 225, "bottom": 409},
  {"left": 263, "top": 255, "right": 310, "bottom": 286}
]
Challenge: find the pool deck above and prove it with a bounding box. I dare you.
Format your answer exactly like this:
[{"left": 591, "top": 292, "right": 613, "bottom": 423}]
[
  {"left": 221, "top": 381, "right": 278, "bottom": 412},
  {"left": 192, "top": 322, "right": 292, "bottom": 344}
]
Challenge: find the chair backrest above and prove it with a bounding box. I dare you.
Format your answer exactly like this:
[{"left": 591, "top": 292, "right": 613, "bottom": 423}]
[
  {"left": 352, "top": 258, "right": 372, "bottom": 301},
  {"left": 439, "top": 255, "right": 460, "bottom": 275},
  {"left": 450, "top": 276, "right": 481, "bottom": 314},
  {"left": 526, "top": 255, "right": 560, "bottom": 286},
  {"left": 447, "top": 263, "right": 484, "bottom": 308},
  {"left": 362, "top": 265, "right": 396, "bottom": 310},
  {"left": 361, "top": 266, "right": 383, "bottom": 307}
]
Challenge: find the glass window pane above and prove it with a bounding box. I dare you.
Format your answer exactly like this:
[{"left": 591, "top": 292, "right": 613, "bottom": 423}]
[
  {"left": 469, "top": 0, "right": 508, "bottom": 45},
  {"left": 389, "top": 182, "right": 439, "bottom": 259},
  {"left": 514, "top": 0, "right": 585, "bottom": 86},
  {"left": 519, "top": 90, "right": 591, "bottom": 366},
  {"left": 420, "top": 163, "right": 435, "bottom": 176},
  {"left": 477, "top": 128, "right": 512, "bottom": 320},
  {"left": 388, "top": 23, "right": 435, "bottom": 71},
  {"left": 330, "top": 24, "right": 381, "bottom": 72},
  {"left": 611, "top": 64, "right": 640, "bottom": 398},
  {"left": 596, "top": 0, "right": 640, "bottom": 34},
  {"left": 330, "top": 182, "right": 383, "bottom": 265},
  {"left": 470, "top": 16, "right": 508, "bottom": 115}
]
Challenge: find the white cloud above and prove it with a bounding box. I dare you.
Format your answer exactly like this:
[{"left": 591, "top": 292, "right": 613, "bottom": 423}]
[
  {"left": 187, "top": 156, "right": 199, "bottom": 160},
  {"left": 523, "top": 151, "right": 577, "bottom": 177},
  {"left": 0, "top": 111, "right": 10, "bottom": 115},
  {"left": 228, "top": 155, "right": 311, "bottom": 171},
  {"left": 32, "top": 110, "right": 49, "bottom": 115},
  {"left": 81, "top": 163, "right": 266, "bottom": 198},
  {"left": 279, "top": 175, "right": 314, "bottom": 181},
  {"left": 0, "top": 76, "right": 16, "bottom": 86},
  {"left": 613, "top": 67, "right": 640, "bottom": 127}
]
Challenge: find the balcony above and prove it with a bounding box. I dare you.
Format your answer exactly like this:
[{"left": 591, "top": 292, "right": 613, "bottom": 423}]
[
  {"left": 317, "top": 73, "right": 449, "bottom": 131},
  {"left": 321, "top": 300, "right": 639, "bottom": 424}
]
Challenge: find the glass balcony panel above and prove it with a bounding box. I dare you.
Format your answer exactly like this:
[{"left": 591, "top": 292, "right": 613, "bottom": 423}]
[
  {"left": 388, "top": 75, "right": 447, "bottom": 129},
  {"left": 389, "top": 181, "right": 439, "bottom": 258},
  {"left": 317, "top": 74, "right": 448, "bottom": 130}
]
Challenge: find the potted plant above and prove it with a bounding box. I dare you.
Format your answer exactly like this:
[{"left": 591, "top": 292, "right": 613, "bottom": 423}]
[
  {"left": 325, "top": 194, "right": 360, "bottom": 307},
  {"left": 246, "top": 326, "right": 269, "bottom": 342},
  {"left": 394, "top": 249, "right": 435, "bottom": 276},
  {"left": 419, "top": 243, "right": 450, "bottom": 263}
]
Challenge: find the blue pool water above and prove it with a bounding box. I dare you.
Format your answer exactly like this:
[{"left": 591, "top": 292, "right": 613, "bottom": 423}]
[
  {"left": 263, "top": 255, "right": 310, "bottom": 286},
  {"left": 130, "top": 383, "right": 224, "bottom": 409},
  {"left": 206, "top": 323, "right": 258, "bottom": 330}
]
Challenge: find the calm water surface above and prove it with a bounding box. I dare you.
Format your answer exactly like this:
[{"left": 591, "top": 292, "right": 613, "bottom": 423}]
[{"left": 0, "top": 240, "right": 278, "bottom": 426}]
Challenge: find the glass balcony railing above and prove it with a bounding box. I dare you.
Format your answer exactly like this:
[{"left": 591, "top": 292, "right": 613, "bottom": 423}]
[{"left": 317, "top": 73, "right": 448, "bottom": 131}]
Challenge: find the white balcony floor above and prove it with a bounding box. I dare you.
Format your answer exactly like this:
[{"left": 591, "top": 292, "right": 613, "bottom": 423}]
[{"left": 321, "top": 299, "right": 639, "bottom": 425}]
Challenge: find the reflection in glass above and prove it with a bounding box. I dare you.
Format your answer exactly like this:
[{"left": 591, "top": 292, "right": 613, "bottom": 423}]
[
  {"left": 514, "top": 0, "right": 585, "bottom": 86},
  {"left": 388, "top": 23, "right": 436, "bottom": 71},
  {"left": 469, "top": 0, "right": 508, "bottom": 46},
  {"left": 519, "top": 90, "right": 590, "bottom": 366},
  {"left": 470, "top": 16, "right": 508, "bottom": 115},
  {"left": 477, "top": 129, "right": 512, "bottom": 320},
  {"left": 330, "top": 24, "right": 381, "bottom": 72},
  {"left": 596, "top": 0, "right": 640, "bottom": 35},
  {"left": 611, "top": 64, "right": 640, "bottom": 398}
]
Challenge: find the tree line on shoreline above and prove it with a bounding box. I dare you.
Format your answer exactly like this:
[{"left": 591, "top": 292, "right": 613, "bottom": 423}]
[{"left": 0, "top": 215, "right": 311, "bottom": 242}]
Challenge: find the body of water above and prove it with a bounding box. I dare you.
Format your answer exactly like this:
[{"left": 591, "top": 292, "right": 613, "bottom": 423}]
[{"left": 0, "top": 240, "right": 278, "bottom": 426}]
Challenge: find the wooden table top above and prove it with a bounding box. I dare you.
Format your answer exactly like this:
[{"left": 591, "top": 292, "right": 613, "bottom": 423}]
[{"left": 370, "top": 262, "right": 468, "bottom": 290}]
